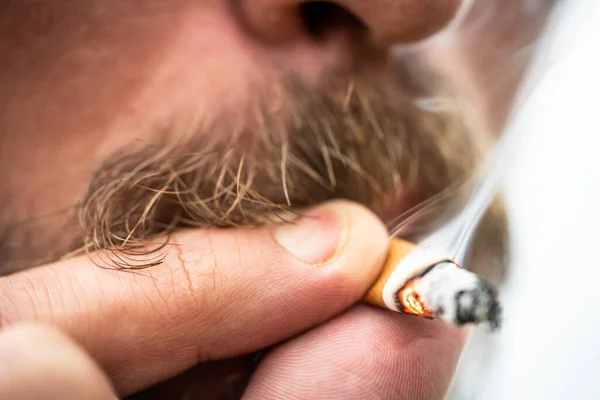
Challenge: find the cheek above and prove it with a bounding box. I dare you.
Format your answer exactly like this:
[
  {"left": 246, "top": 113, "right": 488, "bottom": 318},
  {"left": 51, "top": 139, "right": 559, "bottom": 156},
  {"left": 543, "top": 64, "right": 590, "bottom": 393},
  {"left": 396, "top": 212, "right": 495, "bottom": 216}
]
[
  {"left": 0, "top": 3, "right": 175, "bottom": 208},
  {"left": 0, "top": 1, "right": 262, "bottom": 224},
  {"left": 0, "top": 2, "right": 184, "bottom": 269}
]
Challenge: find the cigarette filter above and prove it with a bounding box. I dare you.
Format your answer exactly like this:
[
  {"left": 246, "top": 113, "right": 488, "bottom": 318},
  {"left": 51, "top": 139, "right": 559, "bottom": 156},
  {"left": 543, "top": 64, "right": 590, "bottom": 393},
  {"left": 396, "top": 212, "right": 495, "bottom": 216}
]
[{"left": 363, "top": 238, "right": 501, "bottom": 329}]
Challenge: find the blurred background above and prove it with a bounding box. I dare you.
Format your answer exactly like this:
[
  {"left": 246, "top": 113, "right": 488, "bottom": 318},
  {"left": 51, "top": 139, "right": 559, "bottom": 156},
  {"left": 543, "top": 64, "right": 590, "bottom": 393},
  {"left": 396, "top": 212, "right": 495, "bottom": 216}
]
[{"left": 449, "top": 0, "right": 600, "bottom": 398}]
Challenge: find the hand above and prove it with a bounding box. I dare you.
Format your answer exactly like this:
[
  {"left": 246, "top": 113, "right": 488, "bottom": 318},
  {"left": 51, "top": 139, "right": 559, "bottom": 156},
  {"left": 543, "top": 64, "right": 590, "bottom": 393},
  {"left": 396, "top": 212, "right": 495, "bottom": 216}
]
[
  {"left": 0, "top": 201, "right": 464, "bottom": 399},
  {"left": 0, "top": 324, "right": 118, "bottom": 399}
]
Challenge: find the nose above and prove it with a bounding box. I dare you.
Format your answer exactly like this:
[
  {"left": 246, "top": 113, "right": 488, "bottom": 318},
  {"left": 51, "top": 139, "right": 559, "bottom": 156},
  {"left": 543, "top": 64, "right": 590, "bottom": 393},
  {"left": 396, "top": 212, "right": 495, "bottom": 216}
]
[{"left": 237, "top": 0, "right": 463, "bottom": 45}]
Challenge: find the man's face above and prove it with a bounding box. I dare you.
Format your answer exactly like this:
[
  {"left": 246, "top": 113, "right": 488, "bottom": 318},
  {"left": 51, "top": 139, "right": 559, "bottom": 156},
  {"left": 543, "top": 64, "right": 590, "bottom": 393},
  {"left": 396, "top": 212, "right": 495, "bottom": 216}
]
[{"left": 0, "top": 0, "right": 537, "bottom": 275}]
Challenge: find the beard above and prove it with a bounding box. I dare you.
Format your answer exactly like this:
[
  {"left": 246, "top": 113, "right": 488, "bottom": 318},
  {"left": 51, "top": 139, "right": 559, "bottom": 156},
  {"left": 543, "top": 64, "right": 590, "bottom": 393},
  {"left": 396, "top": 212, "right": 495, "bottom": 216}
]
[{"left": 69, "top": 55, "right": 508, "bottom": 285}]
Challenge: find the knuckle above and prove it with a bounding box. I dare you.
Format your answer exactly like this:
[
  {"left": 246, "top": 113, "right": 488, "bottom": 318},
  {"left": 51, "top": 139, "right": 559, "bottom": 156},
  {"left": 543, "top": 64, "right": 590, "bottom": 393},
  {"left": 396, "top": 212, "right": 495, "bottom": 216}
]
[
  {"left": 0, "top": 268, "right": 98, "bottom": 335},
  {"left": 158, "top": 231, "right": 239, "bottom": 319},
  {"left": 0, "top": 286, "right": 13, "bottom": 329},
  {"left": 0, "top": 273, "right": 40, "bottom": 328}
]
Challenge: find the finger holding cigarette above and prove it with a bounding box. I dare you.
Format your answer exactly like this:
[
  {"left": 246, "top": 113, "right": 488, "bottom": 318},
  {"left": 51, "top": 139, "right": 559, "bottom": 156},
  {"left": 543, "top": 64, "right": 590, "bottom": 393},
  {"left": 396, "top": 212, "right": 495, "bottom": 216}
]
[{"left": 364, "top": 238, "right": 502, "bottom": 330}]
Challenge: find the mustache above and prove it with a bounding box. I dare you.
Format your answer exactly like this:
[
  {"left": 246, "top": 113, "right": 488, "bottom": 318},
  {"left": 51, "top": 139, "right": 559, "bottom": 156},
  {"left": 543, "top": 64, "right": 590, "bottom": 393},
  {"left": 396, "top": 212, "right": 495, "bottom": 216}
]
[{"left": 73, "top": 59, "right": 506, "bottom": 281}]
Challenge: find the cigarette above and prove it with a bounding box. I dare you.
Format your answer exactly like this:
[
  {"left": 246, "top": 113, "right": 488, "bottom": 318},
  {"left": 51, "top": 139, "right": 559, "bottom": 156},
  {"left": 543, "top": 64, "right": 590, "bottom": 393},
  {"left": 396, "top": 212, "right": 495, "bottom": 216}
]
[{"left": 363, "top": 238, "right": 502, "bottom": 330}]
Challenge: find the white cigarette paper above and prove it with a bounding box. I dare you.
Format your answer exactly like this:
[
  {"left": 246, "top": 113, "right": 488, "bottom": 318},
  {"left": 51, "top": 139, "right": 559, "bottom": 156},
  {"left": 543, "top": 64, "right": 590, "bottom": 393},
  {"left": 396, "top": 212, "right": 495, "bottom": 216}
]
[{"left": 363, "top": 238, "right": 501, "bottom": 330}]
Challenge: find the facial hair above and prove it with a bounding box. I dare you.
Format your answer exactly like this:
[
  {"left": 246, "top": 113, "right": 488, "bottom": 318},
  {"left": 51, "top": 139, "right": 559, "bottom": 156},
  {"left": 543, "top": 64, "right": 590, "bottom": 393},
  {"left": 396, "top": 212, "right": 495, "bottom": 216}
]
[{"left": 71, "top": 57, "right": 508, "bottom": 284}]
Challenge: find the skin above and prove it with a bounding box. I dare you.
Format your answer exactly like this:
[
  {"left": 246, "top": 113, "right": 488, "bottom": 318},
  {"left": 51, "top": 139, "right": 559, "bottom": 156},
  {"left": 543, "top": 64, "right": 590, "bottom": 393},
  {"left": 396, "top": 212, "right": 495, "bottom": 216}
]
[{"left": 0, "top": 0, "right": 554, "bottom": 399}]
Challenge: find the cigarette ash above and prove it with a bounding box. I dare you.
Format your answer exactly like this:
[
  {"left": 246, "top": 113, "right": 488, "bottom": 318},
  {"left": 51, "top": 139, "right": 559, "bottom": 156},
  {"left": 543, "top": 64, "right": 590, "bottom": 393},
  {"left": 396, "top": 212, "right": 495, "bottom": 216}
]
[{"left": 414, "top": 262, "right": 502, "bottom": 330}]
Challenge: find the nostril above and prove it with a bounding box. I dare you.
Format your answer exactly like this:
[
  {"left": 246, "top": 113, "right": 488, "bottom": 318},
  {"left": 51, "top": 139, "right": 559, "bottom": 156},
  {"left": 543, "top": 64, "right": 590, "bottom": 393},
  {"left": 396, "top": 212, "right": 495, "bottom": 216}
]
[
  {"left": 300, "top": 2, "right": 366, "bottom": 41},
  {"left": 237, "top": 0, "right": 463, "bottom": 48}
]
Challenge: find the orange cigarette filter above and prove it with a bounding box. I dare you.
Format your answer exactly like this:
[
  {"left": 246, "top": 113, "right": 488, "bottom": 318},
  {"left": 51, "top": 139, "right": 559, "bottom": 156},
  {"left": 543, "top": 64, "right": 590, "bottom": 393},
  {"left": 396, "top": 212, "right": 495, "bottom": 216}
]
[
  {"left": 362, "top": 237, "right": 459, "bottom": 317},
  {"left": 363, "top": 238, "right": 430, "bottom": 316}
]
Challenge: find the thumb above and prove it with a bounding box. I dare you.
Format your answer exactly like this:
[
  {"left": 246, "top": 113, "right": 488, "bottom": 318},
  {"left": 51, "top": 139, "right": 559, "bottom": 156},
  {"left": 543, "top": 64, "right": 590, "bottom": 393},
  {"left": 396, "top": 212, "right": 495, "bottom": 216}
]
[{"left": 0, "top": 200, "right": 389, "bottom": 396}]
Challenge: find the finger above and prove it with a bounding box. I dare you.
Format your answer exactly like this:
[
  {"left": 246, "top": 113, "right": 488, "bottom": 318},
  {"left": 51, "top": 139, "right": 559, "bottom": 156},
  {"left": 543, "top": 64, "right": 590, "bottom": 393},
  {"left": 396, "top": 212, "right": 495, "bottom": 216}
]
[
  {"left": 0, "top": 200, "right": 389, "bottom": 396},
  {"left": 0, "top": 324, "right": 117, "bottom": 400},
  {"left": 243, "top": 305, "right": 466, "bottom": 400}
]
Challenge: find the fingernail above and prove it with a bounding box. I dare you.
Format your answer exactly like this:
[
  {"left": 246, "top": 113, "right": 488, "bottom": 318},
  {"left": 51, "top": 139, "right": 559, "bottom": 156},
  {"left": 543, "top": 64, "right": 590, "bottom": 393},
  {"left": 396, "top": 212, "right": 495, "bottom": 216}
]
[{"left": 272, "top": 204, "right": 347, "bottom": 266}]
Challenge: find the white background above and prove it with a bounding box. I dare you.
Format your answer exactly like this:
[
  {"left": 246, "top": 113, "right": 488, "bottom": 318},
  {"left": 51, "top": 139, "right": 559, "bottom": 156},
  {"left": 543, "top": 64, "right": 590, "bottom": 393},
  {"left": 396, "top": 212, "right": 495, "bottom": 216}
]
[{"left": 449, "top": 1, "right": 600, "bottom": 399}]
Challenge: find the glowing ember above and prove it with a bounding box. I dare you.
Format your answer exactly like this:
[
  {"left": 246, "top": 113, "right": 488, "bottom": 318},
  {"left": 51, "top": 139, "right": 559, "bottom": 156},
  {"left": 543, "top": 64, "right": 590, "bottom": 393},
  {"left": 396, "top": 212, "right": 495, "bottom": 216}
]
[
  {"left": 397, "top": 263, "right": 462, "bottom": 318},
  {"left": 397, "top": 277, "right": 433, "bottom": 317}
]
